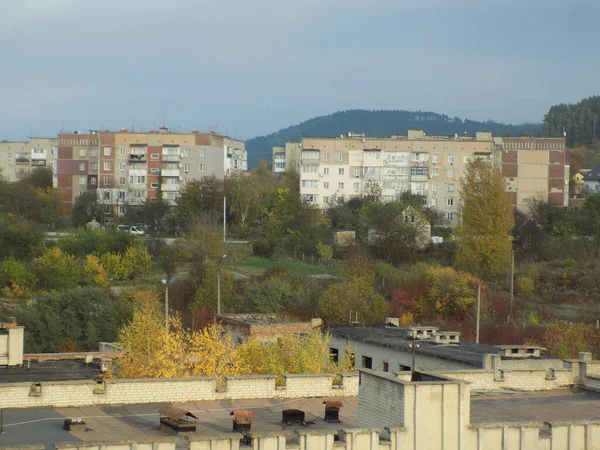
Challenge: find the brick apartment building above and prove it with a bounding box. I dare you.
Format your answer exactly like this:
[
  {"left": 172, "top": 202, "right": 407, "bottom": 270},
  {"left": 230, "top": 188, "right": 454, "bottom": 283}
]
[
  {"left": 289, "top": 131, "right": 568, "bottom": 226},
  {"left": 53, "top": 128, "right": 246, "bottom": 214},
  {"left": 0, "top": 137, "right": 58, "bottom": 182}
]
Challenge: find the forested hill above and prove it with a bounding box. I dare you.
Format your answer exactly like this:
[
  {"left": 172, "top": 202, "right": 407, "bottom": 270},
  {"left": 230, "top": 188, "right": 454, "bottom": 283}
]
[
  {"left": 543, "top": 96, "right": 600, "bottom": 148},
  {"left": 246, "top": 109, "right": 542, "bottom": 168}
]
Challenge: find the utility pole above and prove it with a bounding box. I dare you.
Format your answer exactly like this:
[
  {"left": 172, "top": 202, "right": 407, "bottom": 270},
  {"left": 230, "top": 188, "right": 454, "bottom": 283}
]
[
  {"left": 476, "top": 284, "right": 481, "bottom": 344},
  {"left": 217, "top": 254, "right": 227, "bottom": 315},
  {"left": 410, "top": 340, "right": 419, "bottom": 373},
  {"left": 223, "top": 196, "right": 227, "bottom": 243},
  {"left": 162, "top": 280, "right": 169, "bottom": 331},
  {"left": 509, "top": 249, "right": 515, "bottom": 318}
]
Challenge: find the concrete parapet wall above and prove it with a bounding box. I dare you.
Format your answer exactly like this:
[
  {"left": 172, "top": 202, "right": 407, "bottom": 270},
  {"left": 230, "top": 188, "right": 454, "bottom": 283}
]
[
  {"left": 0, "top": 373, "right": 359, "bottom": 409},
  {"left": 53, "top": 439, "right": 177, "bottom": 450}
]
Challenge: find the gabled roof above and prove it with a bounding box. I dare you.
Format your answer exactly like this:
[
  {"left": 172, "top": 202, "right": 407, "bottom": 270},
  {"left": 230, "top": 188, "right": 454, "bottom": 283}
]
[{"left": 583, "top": 164, "right": 600, "bottom": 182}]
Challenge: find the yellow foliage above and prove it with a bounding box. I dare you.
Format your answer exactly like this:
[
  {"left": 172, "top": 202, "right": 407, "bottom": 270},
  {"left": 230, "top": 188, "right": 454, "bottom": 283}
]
[
  {"left": 84, "top": 255, "right": 110, "bottom": 287},
  {"left": 188, "top": 324, "right": 242, "bottom": 377},
  {"left": 422, "top": 265, "right": 478, "bottom": 320},
  {"left": 100, "top": 252, "right": 125, "bottom": 280},
  {"left": 399, "top": 313, "right": 415, "bottom": 328}
]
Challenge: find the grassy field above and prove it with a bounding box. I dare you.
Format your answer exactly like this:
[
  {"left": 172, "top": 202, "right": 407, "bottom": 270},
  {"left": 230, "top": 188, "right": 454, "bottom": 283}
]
[{"left": 232, "top": 257, "right": 340, "bottom": 277}]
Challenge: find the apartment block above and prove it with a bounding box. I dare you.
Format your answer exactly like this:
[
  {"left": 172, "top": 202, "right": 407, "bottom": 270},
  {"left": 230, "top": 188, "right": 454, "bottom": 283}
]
[
  {"left": 0, "top": 137, "right": 58, "bottom": 182},
  {"left": 54, "top": 128, "right": 246, "bottom": 214},
  {"left": 55, "top": 132, "right": 100, "bottom": 213},
  {"left": 272, "top": 142, "right": 301, "bottom": 174},
  {"left": 297, "top": 131, "right": 567, "bottom": 227}
]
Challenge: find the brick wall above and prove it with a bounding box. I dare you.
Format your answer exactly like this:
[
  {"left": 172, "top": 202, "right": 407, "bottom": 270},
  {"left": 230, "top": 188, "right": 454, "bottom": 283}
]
[{"left": 0, "top": 373, "right": 359, "bottom": 409}]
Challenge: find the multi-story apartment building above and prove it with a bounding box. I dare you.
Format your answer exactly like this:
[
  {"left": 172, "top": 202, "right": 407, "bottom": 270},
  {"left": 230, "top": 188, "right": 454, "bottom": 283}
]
[
  {"left": 272, "top": 142, "right": 301, "bottom": 174},
  {"left": 298, "top": 131, "right": 567, "bottom": 227},
  {"left": 0, "top": 137, "right": 58, "bottom": 182},
  {"left": 55, "top": 132, "right": 100, "bottom": 213},
  {"left": 54, "top": 129, "right": 246, "bottom": 214}
]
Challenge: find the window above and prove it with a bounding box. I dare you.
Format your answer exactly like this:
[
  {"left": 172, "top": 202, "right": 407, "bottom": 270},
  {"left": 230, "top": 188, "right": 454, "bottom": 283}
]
[
  {"left": 353, "top": 153, "right": 360, "bottom": 161},
  {"left": 151, "top": 153, "right": 159, "bottom": 159},
  {"left": 383, "top": 361, "right": 389, "bottom": 372},
  {"left": 183, "top": 148, "right": 189, "bottom": 157},
  {"left": 338, "top": 168, "right": 344, "bottom": 175},
  {"left": 90, "top": 177, "right": 97, "bottom": 185},
  {"left": 151, "top": 182, "right": 159, "bottom": 189},
  {"left": 431, "top": 183, "right": 439, "bottom": 192},
  {"left": 365, "top": 151, "right": 379, "bottom": 160},
  {"left": 411, "top": 167, "right": 428, "bottom": 176},
  {"left": 432, "top": 154, "right": 439, "bottom": 163},
  {"left": 431, "top": 197, "right": 438, "bottom": 206},
  {"left": 79, "top": 149, "right": 86, "bottom": 157},
  {"left": 337, "top": 153, "right": 344, "bottom": 162},
  {"left": 103, "top": 162, "right": 111, "bottom": 171},
  {"left": 323, "top": 196, "right": 329, "bottom": 204},
  {"left": 104, "top": 206, "right": 111, "bottom": 214},
  {"left": 432, "top": 168, "right": 439, "bottom": 178},
  {"left": 447, "top": 169, "right": 454, "bottom": 178},
  {"left": 448, "top": 184, "right": 454, "bottom": 192},
  {"left": 302, "top": 150, "right": 319, "bottom": 160},
  {"left": 79, "top": 176, "right": 86, "bottom": 185},
  {"left": 118, "top": 206, "right": 125, "bottom": 215},
  {"left": 133, "top": 190, "right": 146, "bottom": 199},
  {"left": 447, "top": 198, "right": 454, "bottom": 206},
  {"left": 119, "top": 147, "right": 125, "bottom": 156},
  {"left": 354, "top": 182, "right": 359, "bottom": 190},
  {"left": 118, "top": 191, "right": 126, "bottom": 200},
  {"left": 103, "top": 177, "right": 111, "bottom": 186},
  {"left": 330, "top": 348, "right": 339, "bottom": 364},
  {"left": 130, "top": 175, "right": 146, "bottom": 184},
  {"left": 119, "top": 162, "right": 126, "bottom": 170},
  {"left": 324, "top": 153, "right": 329, "bottom": 161},
  {"left": 104, "top": 147, "right": 111, "bottom": 156},
  {"left": 79, "top": 191, "right": 85, "bottom": 196},
  {"left": 323, "top": 167, "right": 329, "bottom": 175},
  {"left": 338, "top": 182, "right": 344, "bottom": 189},
  {"left": 447, "top": 212, "right": 453, "bottom": 220},
  {"left": 199, "top": 164, "right": 205, "bottom": 172},
  {"left": 119, "top": 177, "right": 126, "bottom": 185},
  {"left": 184, "top": 163, "right": 190, "bottom": 171},
  {"left": 302, "top": 165, "right": 318, "bottom": 174},
  {"left": 91, "top": 162, "right": 98, "bottom": 172},
  {"left": 324, "top": 182, "right": 329, "bottom": 189},
  {"left": 353, "top": 167, "right": 361, "bottom": 177},
  {"left": 302, "top": 180, "right": 318, "bottom": 188},
  {"left": 448, "top": 155, "right": 455, "bottom": 164},
  {"left": 361, "top": 356, "right": 373, "bottom": 369},
  {"left": 79, "top": 162, "right": 85, "bottom": 171},
  {"left": 199, "top": 148, "right": 205, "bottom": 157},
  {"left": 91, "top": 149, "right": 98, "bottom": 157},
  {"left": 103, "top": 191, "right": 110, "bottom": 200}
]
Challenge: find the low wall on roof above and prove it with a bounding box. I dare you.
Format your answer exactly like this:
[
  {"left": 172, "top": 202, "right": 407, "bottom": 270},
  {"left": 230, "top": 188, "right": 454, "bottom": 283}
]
[{"left": 0, "top": 373, "right": 358, "bottom": 409}]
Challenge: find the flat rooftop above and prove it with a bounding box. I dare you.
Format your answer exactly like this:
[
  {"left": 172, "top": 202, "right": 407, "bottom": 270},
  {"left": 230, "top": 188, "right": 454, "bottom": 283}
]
[
  {"left": 1, "top": 390, "right": 600, "bottom": 448},
  {"left": 0, "top": 360, "right": 101, "bottom": 383},
  {"left": 0, "top": 397, "right": 357, "bottom": 449},
  {"left": 327, "top": 325, "right": 501, "bottom": 367}
]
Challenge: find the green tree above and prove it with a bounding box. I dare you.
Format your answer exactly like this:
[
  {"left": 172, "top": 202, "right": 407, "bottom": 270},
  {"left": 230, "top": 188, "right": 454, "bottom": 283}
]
[
  {"left": 33, "top": 247, "right": 82, "bottom": 291},
  {"left": 0, "top": 257, "right": 36, "bottom": 297},
  {"left": 226, "top": 171, "right": 264, "bottom": 237},
  {"left": 456, "top": 159, "right": 514, "bottom": 278}
]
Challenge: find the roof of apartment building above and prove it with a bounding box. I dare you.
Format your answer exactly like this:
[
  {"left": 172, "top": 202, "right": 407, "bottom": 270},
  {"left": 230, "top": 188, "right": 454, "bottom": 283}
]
[
  {"left": 215, "top": 314, "right": 322, "bottom": 327},
  {"left": 0, "top": 359, "right": 103, "bottom": 383},
  {"left": 2, "top": 389, "right": 600, "bottom": 448},
  {"left": 583, "top": 163, "right": 600, "bottom": 181},
  {"left": 326, "top": 324, "right": 506, "bottom": 367}
]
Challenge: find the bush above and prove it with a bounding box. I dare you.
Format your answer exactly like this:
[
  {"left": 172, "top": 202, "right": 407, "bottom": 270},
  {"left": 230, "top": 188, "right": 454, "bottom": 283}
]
[
  {"left": 122, "top": 246, "right": 152, "bottom": 279},
  {"left": 252, "top": 238, "right": 272, "bottom": 257},
  {"left": 83, "top": 255, "right": 110, "bottom": 287},
  {"left": 516, "top": 276, "right": 535, "bottom": 295},
  {"left": 0, "top": 258, "right": 36, "bottom": 297},
  {"left": 33, "top": 248, "right": 81, "bottom": 291}
]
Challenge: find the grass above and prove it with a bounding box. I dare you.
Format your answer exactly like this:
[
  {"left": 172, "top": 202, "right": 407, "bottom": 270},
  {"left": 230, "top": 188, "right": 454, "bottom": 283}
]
[{"left": 232, "top": 257, "right": 341, "bottom": 277}]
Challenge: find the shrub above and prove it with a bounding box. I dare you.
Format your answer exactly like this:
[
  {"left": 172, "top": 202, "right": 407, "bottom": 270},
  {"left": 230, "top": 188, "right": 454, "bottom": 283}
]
[
  {"left": 252, "top": 238, "right": 272, "bottom": 257},
  {"left": 100, "top": 252, "right": 125, "bottom": 280},
  {"left": 122, "top": 246, "right": 152, "bottom": 279},
  {"left": 33, "top": 247, "right": 81, "bottom": 291},
  {"left": 0, "top": 257, "right": 36, "bottom": 296},
  {"left": 83, "top": 255, "right": 110, "bottom": 287},
  {"left": 562, "top": 257, "right": 577, "bottom": 269},
  {"left": 516, "top": 276, "right": 535, "bottom": 294}
]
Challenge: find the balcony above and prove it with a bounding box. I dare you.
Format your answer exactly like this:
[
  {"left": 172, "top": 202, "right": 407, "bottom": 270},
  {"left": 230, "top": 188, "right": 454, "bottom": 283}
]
[
  {"left": 128, "top": 168, "right": 146, "bottom": 177},
  {"left": 161, "top": 169, "right": 180, "bottom": 177},
  {"left": 31, "top": 151, "right": 47, "bottom": 160},
  {"left": 128, "top": 154, "right": 146, "bottom": 162},
  {"left": 162, "top": 154, "right": 180, "bottom": 162},
  {"left": 161, "top": 184, "right": 180, "bottom": 192}
]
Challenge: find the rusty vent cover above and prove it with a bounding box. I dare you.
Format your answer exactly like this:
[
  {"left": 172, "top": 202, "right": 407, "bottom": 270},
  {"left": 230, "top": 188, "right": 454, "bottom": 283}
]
[{"left": 282, "top": 409, "right": 305, "bottom": 425}]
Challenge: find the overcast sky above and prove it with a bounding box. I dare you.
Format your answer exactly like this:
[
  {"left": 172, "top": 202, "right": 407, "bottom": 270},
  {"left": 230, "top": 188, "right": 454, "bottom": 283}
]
[{"left": 1, "top": 0, "right": 598, "bottom": 141}]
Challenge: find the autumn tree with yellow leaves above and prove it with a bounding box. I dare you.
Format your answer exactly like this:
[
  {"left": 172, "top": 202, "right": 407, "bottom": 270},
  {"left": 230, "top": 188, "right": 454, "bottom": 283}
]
[{"left": 456, "top": 158, "right": 514, "bottom": 278}]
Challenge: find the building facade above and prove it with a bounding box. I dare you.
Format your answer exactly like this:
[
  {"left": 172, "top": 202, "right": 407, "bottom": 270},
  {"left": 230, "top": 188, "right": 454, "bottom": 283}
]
[
  {"left": 296, "top": 131, "right": 568, "bottom": 226},
  {"left": 0, "top": 137, "right": 58, "bottom": 182},
  {"left": 53, "top": 129, "right": 246, "bottom": 214},
  {"left": 272, "top": 142, "right": 301, "bottom": 174}
]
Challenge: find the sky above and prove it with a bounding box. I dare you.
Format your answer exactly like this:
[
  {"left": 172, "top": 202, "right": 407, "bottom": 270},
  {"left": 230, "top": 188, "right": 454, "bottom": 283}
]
[{"left": 0, "top": 0, "right": 598, "bottom": 141}]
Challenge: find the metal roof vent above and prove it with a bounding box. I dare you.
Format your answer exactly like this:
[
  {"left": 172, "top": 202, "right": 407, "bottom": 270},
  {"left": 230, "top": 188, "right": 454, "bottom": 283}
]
[
  {"left": 324, "top": 400, "right": 343, "bottom": 423},
  {"left": 282, "top": 409, "right": 305, "bottom": 425},
  {"left": 231, "top": 410, "right": 254, "bottom": 432}
]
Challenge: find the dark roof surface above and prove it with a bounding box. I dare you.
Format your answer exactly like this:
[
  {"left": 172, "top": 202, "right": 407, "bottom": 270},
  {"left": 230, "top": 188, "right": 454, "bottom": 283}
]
[
  {"left": 326, "top": 325, "right": 501, "bottom": 367},
  {"left": 0, "top": 360, "right": 101, "bottom": 383},
  {"left": 583, "top": 164, "right": 600, "bottom": 181}
]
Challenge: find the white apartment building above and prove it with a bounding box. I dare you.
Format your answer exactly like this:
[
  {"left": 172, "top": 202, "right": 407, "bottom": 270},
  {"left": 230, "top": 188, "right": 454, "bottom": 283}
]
[{"left": 299, "top": 131, "right": 496, "bottom": 226}]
